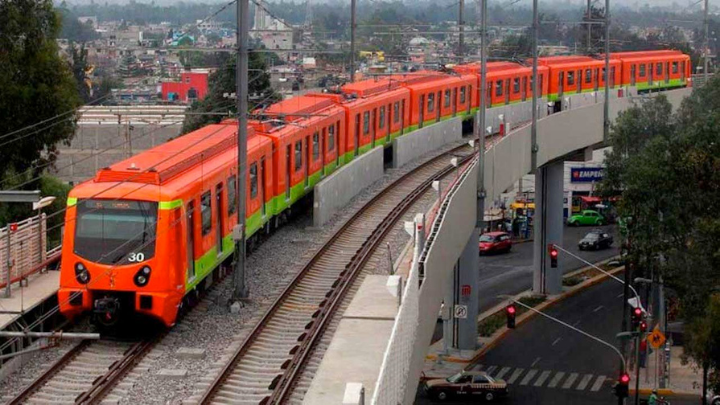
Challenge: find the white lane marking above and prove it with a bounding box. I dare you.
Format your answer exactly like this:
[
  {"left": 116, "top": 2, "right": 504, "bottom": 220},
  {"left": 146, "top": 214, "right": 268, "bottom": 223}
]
[
  {"left": 576, "top": 374, "right": 594, "bottom": 390},
  {"left": 562, "top": 373, "right": 579, "bottom": 389},
  {"left": 548, "top": 371, "right": 565, "bottom": 388},
  {"left": 593, "top": 305, "right": 604, "bottom": 312},
  {"left": 573, "top": 320, "right": 581, "bottom": 327},
  {"left": 507, "top": 368, "right": 525, "bottom": 384},
  {"left": 495, "top": 366, "right": 512, "bottom": 380},
  {"left": 617, "top": 293, "right": 624, "bottom": 298},
  {"left": 591, "top": 375, "right": 607, "bottom": 392},
  {"left": 533, "top": 370, "right": 552, "bottom": 387},
  {"left": 485, "top": 365, "right": 497, "bottom": 375},
  {"left": 552, "top": 337, "right": 562, "bottom": 346},
  {"left": 520, "top": 369, "right": 538, "bottom": 386},
  {"left": 530, "top": 357, "right": 541, "bottom": 368}
]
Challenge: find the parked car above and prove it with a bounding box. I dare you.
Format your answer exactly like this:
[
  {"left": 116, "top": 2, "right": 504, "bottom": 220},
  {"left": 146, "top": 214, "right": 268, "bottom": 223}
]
[
  {"left": 423, "top": 370, "right": 508, "bottom": 401},
  {"left": 567, "top": 210, "right": 606, "bottom": 226},
  {"left": 479, "top": 232, "right": 512, "bottom": 255},
  {"left": 578, "top": 229, "right": 614, "bottom": 250}
]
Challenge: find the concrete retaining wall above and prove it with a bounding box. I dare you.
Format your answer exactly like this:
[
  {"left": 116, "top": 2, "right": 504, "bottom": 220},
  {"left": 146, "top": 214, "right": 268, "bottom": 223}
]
[
  {"left": 392, "top": 118, "right": 462, "bottom": 169},
  {"left": 484, "top": 98, "right": 548, "bottom": 133},
  {"left": 404, "top": 162, "right": 478, "bottom": 405},
  {"left": 313, "top": 146, "right": 384, "bottom": 228}
]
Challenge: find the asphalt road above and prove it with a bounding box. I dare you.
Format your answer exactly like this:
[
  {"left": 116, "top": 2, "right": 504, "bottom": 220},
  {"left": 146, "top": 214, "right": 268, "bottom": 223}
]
[
  {"left": 477, "top": 224, "right": 621, "bottom": 313},
  {"left": 417, "top": 275, "right": 699, "bottom": 405}
]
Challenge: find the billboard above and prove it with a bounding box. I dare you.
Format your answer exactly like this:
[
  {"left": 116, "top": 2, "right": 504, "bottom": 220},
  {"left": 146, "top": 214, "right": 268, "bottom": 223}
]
[{"left": 571, "top": 167, "right": 604, "bottom": 183}]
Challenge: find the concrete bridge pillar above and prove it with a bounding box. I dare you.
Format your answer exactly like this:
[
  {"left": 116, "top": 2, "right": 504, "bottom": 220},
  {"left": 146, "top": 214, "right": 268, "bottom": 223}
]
[
  {"left": 442, "top": 232, "right": 480, "bottom": 351},
  {"left": 532, "top": 160, "right": 564, "bottom": 295}
]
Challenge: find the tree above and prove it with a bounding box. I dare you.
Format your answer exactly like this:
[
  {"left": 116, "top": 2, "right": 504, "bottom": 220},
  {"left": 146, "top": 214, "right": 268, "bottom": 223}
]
[
  {"left": 71, "top": 43, "right": 92, "bottom": 103},
  {"left": 0, "top": 0, "right": 81, "bottom": 182},
  {"left": 181, "top": 52, "right": 280, "bottom": 134},
  {"left": 683, "top": 294, "right": 720, "bottom": 404}
]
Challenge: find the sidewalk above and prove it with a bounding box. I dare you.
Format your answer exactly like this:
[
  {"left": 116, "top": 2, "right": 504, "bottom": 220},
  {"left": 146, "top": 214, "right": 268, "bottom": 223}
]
[{"left": 634, "top": 345, "right": 703, "bottom": 397}]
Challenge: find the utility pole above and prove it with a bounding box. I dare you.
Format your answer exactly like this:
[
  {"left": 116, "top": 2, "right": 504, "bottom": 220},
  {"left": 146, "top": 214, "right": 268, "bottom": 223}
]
[
  {"left": 458, "top": 0, "right": 465, "bottom": 63},
  {"left": 704, "top": 0, "right": 710, "bottom": 82},
  {"left": 531, "top": 0, "right": 539, "bottom": 171},
  {"left": 233, "top": 0, "right": 250, "bottom": 301},
  {"left": 350, "top": 0, "right": 356, "bottom": 82},
  {"left": 476, "top": 0, "right": 487, "bottom": 240},
  {"left": 603, "top": 0, "right": 610, "bottom": 143},
  {"left": 587, "top": 0, "right": 592, "bottom": 53}
]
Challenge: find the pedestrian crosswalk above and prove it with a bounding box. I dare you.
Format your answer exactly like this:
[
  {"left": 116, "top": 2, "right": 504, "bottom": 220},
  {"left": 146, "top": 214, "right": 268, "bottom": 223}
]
[{"left": 474, "top": 364, "right": 611, "bottom": 393}]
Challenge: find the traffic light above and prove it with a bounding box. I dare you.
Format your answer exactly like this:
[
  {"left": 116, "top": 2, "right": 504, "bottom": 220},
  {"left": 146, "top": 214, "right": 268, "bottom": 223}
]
[
  {"left": 631, "top": 307, "right": 643, "bottom": 330},
  {"left": 613, "top": 373, "right": 630, "bottom": 398},
  {"left": 506, "top": 304, "right": 516, "bottom": 329},
  {"left": 549, "top": 244, "right": 558, "bottom": 268},
  {"left": 639, "top": 320, "right": 648, "bottom": 333}
]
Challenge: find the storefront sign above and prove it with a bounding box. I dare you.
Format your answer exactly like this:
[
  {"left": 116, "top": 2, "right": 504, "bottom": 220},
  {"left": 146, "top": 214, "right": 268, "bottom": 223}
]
[{"left": 571, "top": 167, "right": 604, "bottom": 183}]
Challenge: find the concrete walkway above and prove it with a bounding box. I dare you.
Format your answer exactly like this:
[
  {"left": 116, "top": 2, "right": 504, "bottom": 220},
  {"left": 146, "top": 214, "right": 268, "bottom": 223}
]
[{"left": 635, "top": 345, "right": 704, "bottom": 396}]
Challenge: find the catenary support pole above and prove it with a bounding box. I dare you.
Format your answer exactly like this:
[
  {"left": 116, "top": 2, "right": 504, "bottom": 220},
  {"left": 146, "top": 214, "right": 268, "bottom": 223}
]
[
  {"left": 531, "top": 0, "right": 539, "bottom": 171},
  {"left": 350, "top": 0, "right": 356, "bottom": 82},
  {"left": 233, "top": 0, "right": 250, "bottom": 300},
  {"left": 458, "top": 0, "right": 464, "bottom": 62},
  {"left": 704, "top": 0, "right": 710, "bottom": 82},
  {"left": 603, "top": 0, "right": 610, "bottom": 143},
  {"left": 587, "top": 0, "right": 592, "bottom": 53},
  {"left": 476, "top": 0, "right": 487, "bottom": 231}
]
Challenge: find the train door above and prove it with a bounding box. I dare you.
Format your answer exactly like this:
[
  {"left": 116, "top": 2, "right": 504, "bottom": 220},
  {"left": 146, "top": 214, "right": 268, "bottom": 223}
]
[
  {"left": 285, "top": 144, "right": 291, "bottom": 199},
  {"left": 304, "top": 135, "right": 310, "bottom": 188},
  {"left": 522, "top": 77, "right": 527, "bottom": 101},
  {"left": 649, "top": 64, "right": 653, "bottom": 86},
  {"left": 260, "top": 158, "right": 266, "bottom": 217},
  {"left": 186, "top": 201, "right": 195, "bottom": 281},
  {"left": 401, "top": 100, "right": 406, "bottom": 135},
  {"left": 665, "top": 62, "right": 670, "bottom": 83},
  {"left": 576, "top": 70, "right": 582, "bottom": 93},
  {"left": 466, "top": 86, "right": 472, "bottom": 114},
  {"left": 611, "top": 67, "right": 616, "bottom": 88},
  {"left": 452, "top": 88, "right": 457, "bottom": 117},
  {"left": 354, "top": 114, "right": 360, "bottom": 156},
  {"left": 436, "top": 91, "right": 442, "bottom": 122},
  {"left": 372, "top": 108, "right": 377, "bottom": 148},
  {"left": 386, "top": 104, "right": 391, "bottom": 143},
  {"left": 681, "top": 61, "right": 686, "bottom": 81},
  {"left": 215, "top": 183, "right": 223, "bottom": 255},
  {"left": 321, "top": 128, "right": 326, "bottom": 176},
  {"left": 630, "top": 65, "right": 636, "bottom": 86},
  {"left": 558, "top": 71, "right": 564, "bottom": 97},
  {"left": 419, "top": 94, "right": 425, "bottom": 129},
  {"left": 594, "top": 69, "right": 600, "bottom": 90},
  {"left": 503, "top": 79, "right": 509, "bottom": 104}
]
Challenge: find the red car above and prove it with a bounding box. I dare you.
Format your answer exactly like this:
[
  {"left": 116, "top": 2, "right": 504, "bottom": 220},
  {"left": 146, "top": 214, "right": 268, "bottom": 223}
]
[{"left": 479, "top": 232, "right": 512, "bottom": 255}]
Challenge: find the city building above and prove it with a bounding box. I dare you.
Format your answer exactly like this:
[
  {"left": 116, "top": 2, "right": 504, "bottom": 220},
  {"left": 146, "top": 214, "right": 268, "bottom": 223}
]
[{"left": 160, "top": 70, "right": 211, "bottom": 103}]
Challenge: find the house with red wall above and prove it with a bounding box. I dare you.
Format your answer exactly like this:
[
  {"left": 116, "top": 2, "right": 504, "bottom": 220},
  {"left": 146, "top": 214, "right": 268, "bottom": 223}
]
[{"left": 160, "top": 70, "right": 210, "bottom": 103}]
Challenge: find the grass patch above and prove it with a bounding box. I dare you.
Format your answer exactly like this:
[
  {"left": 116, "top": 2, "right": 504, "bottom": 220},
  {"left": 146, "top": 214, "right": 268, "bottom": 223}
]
[
  {"left": 477, "top": 295, "right": 547, "bottom": 337},
  {"left": 563, "top": 275, "right": 585, "bottom": 287}
]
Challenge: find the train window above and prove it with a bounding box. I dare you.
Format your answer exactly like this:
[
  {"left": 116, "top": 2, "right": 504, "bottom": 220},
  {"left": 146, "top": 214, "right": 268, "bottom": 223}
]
[
  {"left": 250, "top": 163, "right": 258, "bottom": 198},
  {"left": 328, "top": 125, "right": 335, "bottom": 151},
  {"left": 567, "top": 71, "right": 575, "bottom": 86},
  {"left": 495, "top": 80, "right": 503, "bottom": 96},
  {"left": 227, "top": 175, "right": 236, "bottom": 215},
  {"left": 460, "top": 86, "right": 466, "bottom": 104},
  {"left": 444, "top": 90, "right": 451, "bottom": 107},
  {"left": 513, "top": 78, "right": 520, "bottom": 93},
  {"left": 363, "top": 111, "right": 370, "bottom": 134},
  {"left": 427, "top": 93, "right": 435, "bottom": 112},
  {"left": 585, "top": 69, "right": 592, "bottom": 83},
  {"left": 639, "top": 64, "right": 646, "bottom": 77},
  {"left": 201, "top": 191, "right": 212, "bottom": 236},
  {"left": 672, "top": 61, "right": 678, "bottom": 74},
  {"left": 656, "top": 63, "right": 662, "bottom": 76},
  {"left": 294, "top": 141, "right": 302, "bottom": 172},
  {"left": 312, "top": 132, "right": 319, "bottom": 161},
  {"left": 379, "top": 106, "right": 385, "bottom": 129},
  {"left": 393, "top": 102, "right": 400, "bottom": 122}
]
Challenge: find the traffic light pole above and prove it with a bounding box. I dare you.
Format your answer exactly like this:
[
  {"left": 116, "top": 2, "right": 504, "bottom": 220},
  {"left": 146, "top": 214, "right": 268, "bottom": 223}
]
[{"left": 634, "top": 333, "right": 641, "bottom": 405}]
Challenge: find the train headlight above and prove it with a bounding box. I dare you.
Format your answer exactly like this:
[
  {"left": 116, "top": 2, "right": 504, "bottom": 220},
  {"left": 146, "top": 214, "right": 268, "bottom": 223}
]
[
  {"left": 75, "top": 262, "right": 90, "bottom": 284},
  {"left": 134, "top": 266, "right": 151, "bottom": 287}
]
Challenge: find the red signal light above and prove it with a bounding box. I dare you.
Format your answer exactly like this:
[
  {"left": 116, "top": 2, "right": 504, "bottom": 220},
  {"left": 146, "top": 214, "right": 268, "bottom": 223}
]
[
  {"left": 550, "top": 249, "right": 558, "bottom": 257},
  {"left": 634, "top": 307, "right": 642, "bottom": 316},
  {"left": 620, "top": 373, "right": 630, "bottom": 384},
  {"left": 507, "top": 305, "right": 516, "bottom": 315}
]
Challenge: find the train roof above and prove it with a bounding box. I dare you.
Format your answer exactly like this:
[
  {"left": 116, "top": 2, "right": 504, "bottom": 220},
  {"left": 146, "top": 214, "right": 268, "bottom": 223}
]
[
  {"left": 453, "top": 61, "right": 527, "bottom": 73},
  {"left": 609, "top": 50, "right": 684, "bottom": 58},
  {"left": 341, "top": 78, "right": 403, "bottom": 97},
  {"left": 262, "top": 95, "right": 341, "bottom": 123}
]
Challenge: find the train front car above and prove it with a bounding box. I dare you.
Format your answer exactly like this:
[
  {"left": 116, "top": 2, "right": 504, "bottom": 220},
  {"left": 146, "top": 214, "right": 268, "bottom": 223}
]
[
  {"left": 58, "top": 123, "right": 245, "bottom": 330},
  {"left": 58, "top": 184, "right": 183, "bottom": 329}
]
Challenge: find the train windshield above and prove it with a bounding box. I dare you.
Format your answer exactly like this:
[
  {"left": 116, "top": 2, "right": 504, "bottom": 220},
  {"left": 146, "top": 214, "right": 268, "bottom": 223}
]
[{"left": 74, "top": 199, "right": 158, "bottom": 264}]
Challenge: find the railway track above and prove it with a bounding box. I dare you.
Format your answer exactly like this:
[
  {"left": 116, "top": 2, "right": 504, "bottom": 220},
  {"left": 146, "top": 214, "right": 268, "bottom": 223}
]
[
  {"left": 198, "top": 144, "right": 475, "bottom": 405},
  {"left": 8, "top": 338, "right": 155, "bottom": 405}
]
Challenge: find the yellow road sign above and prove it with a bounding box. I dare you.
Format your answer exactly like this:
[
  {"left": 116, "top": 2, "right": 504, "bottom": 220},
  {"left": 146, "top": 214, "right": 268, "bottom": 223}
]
[{"left": 647, "top": 325, "right": 666, "bottom": 349}]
